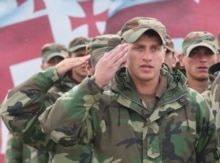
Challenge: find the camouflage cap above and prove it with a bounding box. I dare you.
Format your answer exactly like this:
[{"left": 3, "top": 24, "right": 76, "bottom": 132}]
[
  {"left": 165, "top": 34, "right": 175, "bottom": 53},
  {"left": 86, "top": 34, "right": 121, "bottom": 55},
  {"left": 120, "top": 17, "right": 166, "bottom": 44},
  {"left": 86, "top": 34, "right": 122, "bottom": 66},
  {"left": 41, "top": 43, "right": 68, "bottom": 63},
  {"left": 182, "top": 31, "right": 219, "bottom": 56},
  {"left": 68, "top": 36, "right": 91, "bottom": 53}
]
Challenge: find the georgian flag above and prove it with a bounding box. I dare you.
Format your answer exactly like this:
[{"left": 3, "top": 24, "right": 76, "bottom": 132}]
[
  {"left": 105, "top": 0, "right": 220, "bottom": 50},
  {"left": 0, "top": 0, "right": 109, "bottom": 160},
  {"left": 0, "top": 0, "right": 220, "bottom": 161}
]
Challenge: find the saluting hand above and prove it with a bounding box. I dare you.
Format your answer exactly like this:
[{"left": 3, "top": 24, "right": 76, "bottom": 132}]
[
  {"left": 94, "top": 43, "right": 128, "bottom": 88},
  {"left": 55, "top": 55, "right": 91, "bottom": 77}
]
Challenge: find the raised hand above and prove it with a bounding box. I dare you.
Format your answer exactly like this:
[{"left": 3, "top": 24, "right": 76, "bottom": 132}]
[
  {"left": 94, "top": 43, "right": 128, "bottom": 88},
  {"left": 55, "top": 55, "right": 91, "bottom": 77}
]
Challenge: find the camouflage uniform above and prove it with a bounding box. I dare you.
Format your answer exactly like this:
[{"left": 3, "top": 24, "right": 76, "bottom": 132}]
[
  {"left": 39, "top": 64, "right": 219, "bottom": 162},
  {"left": 0, "top": 35, "right": 122, "bottom": 163},
  {"left": 203, "top": 33, "right": 220, "bottom": 159},
  {"left": 1, "top": 67, "right": 83, "bottom": 162},
  {"left": 0, "top": 37, "right": 92, "bottom": 163},
  {"left": 5, "top": 133, "right": 49, "bottom": 163},
  {"left": 38, "top": 17, "right": 219, "bottom": 162},
  {"left": 209, "top": 73, "right": 220, "bottom": 146},
  {"left": 4, "top": 43, "right": 68, "bottom": 163},
  {"left": 181, "top": 32, "right": 220, "bottom": 158}
]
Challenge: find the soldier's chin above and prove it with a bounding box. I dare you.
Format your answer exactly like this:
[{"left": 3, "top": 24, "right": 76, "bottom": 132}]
[{"left": 196, "top": 76, "right": 209, "bottom": 81}]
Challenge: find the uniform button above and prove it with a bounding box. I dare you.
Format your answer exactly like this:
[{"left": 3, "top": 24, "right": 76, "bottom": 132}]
[{"left": 179, "top": 98, "right": 184, "bottom": 103}]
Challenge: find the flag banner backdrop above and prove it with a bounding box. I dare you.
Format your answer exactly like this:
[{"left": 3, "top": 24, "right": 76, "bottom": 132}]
[{"left": 0, "top": 0, "right": 220, "bottom": 161}]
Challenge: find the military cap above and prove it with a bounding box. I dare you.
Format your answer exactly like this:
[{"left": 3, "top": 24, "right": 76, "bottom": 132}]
[
  {"left": 86, "top": 34, "right": 122, "bottom": 66},
  {"left": 68, "top": 36, "right": 91, "bottom": 53},
  {"left": 86, "top": 34, "right": 121, "bottom": 55},
  {"left": 119, "top": 17, "right": 166, "bottom": 44},
  {"left": 165, "top": 34, "right": 175, "bottom": 53},
  {"left": 182, "top": 31, "right": 219, "bottom": 56},
  {"left": 41, "top": 43, "right": 68, "bottom": 63}
]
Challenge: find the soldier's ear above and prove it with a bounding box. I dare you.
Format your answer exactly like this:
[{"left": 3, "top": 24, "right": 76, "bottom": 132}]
[{"left": 177, "top": 54, "right": 185, "bottom": 67}]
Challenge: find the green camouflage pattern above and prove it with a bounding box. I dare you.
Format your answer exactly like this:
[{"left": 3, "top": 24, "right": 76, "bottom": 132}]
[
  {"left": 182, "top": 31, "right": 219, "bottom": 56},
  {"left": 195, "top": 65, "right": 220, "bottom": 160},
  {"left": 86, "top": 34, "right": 121, "bottom": 55},
  {"left": 120, "top": 16, "right": 166, "bottom": 44},
  {"left": 39, "top": 64, "right": 220, "bottom": 162},
  {"left": 203, "top": 72, "right": 220, "bottom": 150},
  {"left": 165, "top": 34, "right": 175, "bottom": 53},
  {"left": 5, "top": 133, "right": 49, "bottom": 163},
  {"left": 41, "top": 43, "right": 68, "bottom": 63},
  {"left": 86, "top": 34, "right": 121, "bottom": 66},
  {"left": 201, "top": 74, "right": 219, "bottom": 135},
  {"left": 0, "top": 67, "right": 91, "bottom": 162},
  {"left": 68, "top": 36, "right": 91, "bottom": 53}
]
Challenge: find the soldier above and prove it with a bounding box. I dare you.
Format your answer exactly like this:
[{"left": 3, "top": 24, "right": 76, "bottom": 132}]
[
  {"left": 178, "top": 31, "right": 219, "bottom": 93},
  {"left": 0, "top": 35, "right": 123, "bottom": 162},
  {"left": 49, "top": 35, "right": 123, "bottom": 163},
  {"left": 67, "top": 37, "right": 92, "bottom": 83},
  {"left": 0, "top": 37, "right": 90, "bottom": 163},
  {"left": 40, "top": 43, "right": 68, "bottom": 70},
  {"left": 37, "top": 17, "right": 220, "bottom": 162},
  {"left": 208, "top": 32, "right": 220, "bottom": 76},
  {"left": 203, "top": 32, "right": 220, "bottom": 162},
  {"left": 4, "top": 43, "right": 67, "bottom": 163},
  {"left": 164, "top": 34, "right": 177, "bottom": 69},
  {"left": 209, "top": 72, "right": 220, "bottom": 153}
]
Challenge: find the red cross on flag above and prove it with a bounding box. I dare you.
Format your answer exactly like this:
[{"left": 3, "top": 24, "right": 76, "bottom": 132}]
[
  {"left": 0, "top": 0, "right": 109, "bottom": 103},
  {"left": 0, "top": 0, "right": 109, "bottom": 160}
]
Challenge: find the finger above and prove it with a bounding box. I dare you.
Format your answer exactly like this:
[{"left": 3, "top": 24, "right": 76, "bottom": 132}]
[
  {"left": 112, "top": 52, "right": 128, "bottom": 69},
  {"left": 105, "top": 44, "right": 128, "bottom": 62},
  {"left": 111, "top": 45, "right": 128, "bottom": 64},
  {"left": 109, "top": 45, "right": 127, "bottom": 62},
  {"left": 68, "top": 55, "right": 91, "bottom": 66}
]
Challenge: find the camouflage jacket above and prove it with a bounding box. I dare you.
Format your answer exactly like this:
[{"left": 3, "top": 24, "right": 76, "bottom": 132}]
[
  {"left": 5, "top": 133, "right": 49, "bottom": 163},
  {"left": 205, "top": 72, "right": 220, "bottom": 152},
  {"left": 202, "top": 73, "right": 220, "bottom": 148},
  {"left": 39, "top": 66, "right": 220, "bottom": 163},
  {"left": 0, "top": 67, "right": 91, "bottom": 162}
]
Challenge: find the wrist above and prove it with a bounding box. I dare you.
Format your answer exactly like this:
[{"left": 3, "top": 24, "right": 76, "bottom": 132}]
[
  {"left": 89, "top": 76, "right": 104, "bottom": 93},
  {"left": 92, "top": 76, "right": 105, "bottom": 88}
]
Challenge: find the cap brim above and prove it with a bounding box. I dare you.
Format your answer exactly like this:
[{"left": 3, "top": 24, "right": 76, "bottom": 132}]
[
  {"left": 45, "top": 53, "right": 66, "bottom": 62},
  {"left": 123, "top": 28, "right": 166, "bottom": 44},
  {"left": 186, "top": 43, "right": 218, "bottom": 56},
  {"left": 69, "top": 45, "right": 86, "bottom": 53},
  {"left": 166, "top": 46, "right": 175, "bottom": 53}
]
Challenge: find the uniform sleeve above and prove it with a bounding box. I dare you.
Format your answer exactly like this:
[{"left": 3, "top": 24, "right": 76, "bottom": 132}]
[
  {"left": 5, "top": 133, "right": 25, "bottom": 163},
  {"left": 5, "top": 133, "right": 50, "bottom": 163},
  {"left": 210, "top": 73, "right": 220, "bottom": 160},
  {"left": 193, "top": 92, "right": 220, "bottom": 162},
  {"left": 0, "top": 67, "right": 60, "bottom": 151},
  {"left": 29, "top": 146, "right": 50, "bottom": 163},
  {"left": 39, "top": 77, "right": 102, "bottom": 147}
]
